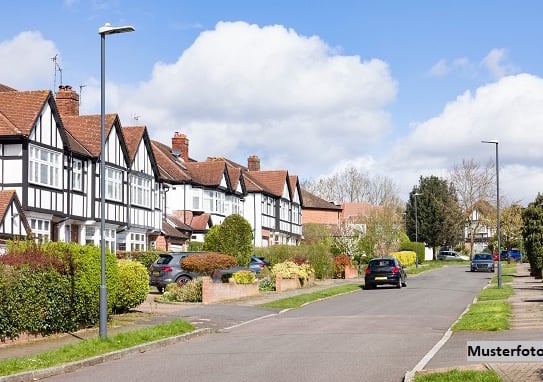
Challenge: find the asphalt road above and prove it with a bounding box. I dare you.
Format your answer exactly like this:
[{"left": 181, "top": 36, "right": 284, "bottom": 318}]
[{"left": 44, "top": 265, "right": 491, "bottom": 382}]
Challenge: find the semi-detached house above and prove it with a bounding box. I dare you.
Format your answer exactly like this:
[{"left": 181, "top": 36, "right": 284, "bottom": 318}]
[{"left": 0, "top": 84, "right": 304, "bottom": 250}]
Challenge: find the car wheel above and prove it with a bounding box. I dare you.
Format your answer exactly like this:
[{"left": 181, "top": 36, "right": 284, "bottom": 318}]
[
  {"left": 176, "top": 275, "right": 192, "bottom": 287},
  {"left": 397, "top": 279, "right": 402, "bottom": 289},
  {"left": 402, "top": 281, "right": 407, "bottom": 287},
  {"left": 157, "top": 286, "right": 164, "bottom": 294}
]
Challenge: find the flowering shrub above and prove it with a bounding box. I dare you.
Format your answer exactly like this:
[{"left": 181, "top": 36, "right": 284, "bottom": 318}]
[
  {"left": 232, "top": 270, "right": 256, "bottom": 284},
  {"left": 258, "top": 277, "right": 275, "bottom": 291},
  {"left": 162, "top": 278, "right": 202, "bottom": 302},
  {"left": 271, "top": 261, "right": 314, "bottom": 281},
  {"left": 391, "top": 251, "right": 416, "bottom": 267}
]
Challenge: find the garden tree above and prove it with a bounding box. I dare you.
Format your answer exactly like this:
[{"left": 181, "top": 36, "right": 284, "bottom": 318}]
[
  {"left": 301, "top": 166, "right": 401, "bottom": 207},
  {"left": 406, "top": 176, "right": 463, "bottom": 258},
  {"left": 500, "top": 203, "right": 524, "bottom": 251},
  {"left": 302, "top": 223, "right": 333, "bottom": 246},
  {"left": 522, "top": 194, "right": 543, "bottom": 278},
  {"left": 332, "top": 218, "right": 364, "bottom": 265},
  {"left": 358, "top": 205, "right": 404, "bottom": 260},
  {"left": 449, "top": 158, "right": 495, "bottom": 256},
  {"left": 203, "top": 214, "right": 253, "bottom": 266}
]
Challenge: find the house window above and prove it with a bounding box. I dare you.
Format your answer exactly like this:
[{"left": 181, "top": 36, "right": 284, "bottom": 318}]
[
  {"left": 130, "top": 233, "right": 146, "bottom": 251},
  {"left": 29, "top": 146, "right": 61, "bottom": 188},
  {"left": 30, "top": 218, "right": 50, "bottom": 243},
  {"left": 72, "top": 159, "right": 83, "bottom": 191},
  {"left": 193, "top": 195, "right": 200, "bottom": 210},
  {"left": 130, "top": 174, "right": 151, "bottom": 207},
  {"left": 85, "top": 226, "right": 95, "bottom": 245},
  {"left": 280, "top": 200, "right": 289, "bottom": 220},
  {"left": 203, "top": 190, "right": 225, "bottom": 213},
  {"left": 106, "top": 167, "right": 123, "bottom": 201},
  {"left": 103, "top": 229, "right": 116, "bottom": 253}
]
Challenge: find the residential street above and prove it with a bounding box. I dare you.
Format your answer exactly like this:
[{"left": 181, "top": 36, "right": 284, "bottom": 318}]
[{"left": 43, "top": 265, "right": 490, "bottom": 382}]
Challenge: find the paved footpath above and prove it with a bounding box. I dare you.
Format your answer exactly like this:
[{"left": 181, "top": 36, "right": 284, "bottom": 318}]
[{"left": 411, "top": 262, "right": 543, "bottom": 382}]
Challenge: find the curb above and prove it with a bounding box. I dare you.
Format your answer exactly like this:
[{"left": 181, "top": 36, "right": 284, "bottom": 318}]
[{"left": 0, "top": 328, "right": 213, "bottom": 382}]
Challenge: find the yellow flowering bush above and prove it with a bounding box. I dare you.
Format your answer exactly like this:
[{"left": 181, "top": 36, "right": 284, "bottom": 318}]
[{"left": 271, "top": 261, "right": 314, "bottom": 281}]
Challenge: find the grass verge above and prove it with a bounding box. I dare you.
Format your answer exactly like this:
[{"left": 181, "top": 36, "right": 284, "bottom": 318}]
[
  {"left": 258, "top": 284, "right": 361, "bottom": 309},
  {"left": 0, "top": 319, "right": 195, "bottom": 377},
  {"left": 414, "top": 368, "right": 502, "bottom": 382}
]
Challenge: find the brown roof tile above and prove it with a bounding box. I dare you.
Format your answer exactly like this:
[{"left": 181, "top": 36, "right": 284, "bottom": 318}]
[
  {"left": 122, "top": 126, "right": 145, "bottom": 162},
  {"left": 301, "top": 189, "right": 342, "bottom": 210},
  {"left": 0, "top": 90, "right": 50, "bottom": 136},
  {"left": 185, "top": 161, "right": 228, "bottom": 187},
  {"left": 62, "top": 114, "right": 117, "bottom": 157},
  {"left": 0, "top": 84, "right": 17, "bottom": 92},
  {"left": 151, "top": 140, "right": 191, "bottom": 182},
  {"left": 247, "top": 170, "right": 289, "bottom": 197}
]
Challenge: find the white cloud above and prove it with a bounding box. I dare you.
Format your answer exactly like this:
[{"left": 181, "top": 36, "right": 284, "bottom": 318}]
[
  {"left": 480, "top": 48, "right": 519, "bottom": 79},
  {"left": 0, "top": 31, "right": 58, "bottom": 90},
  {"left": 428, "top": 59, "right": 449, "bottom": 77},
  {"left": 385, "top": 73, "right": 543, "bottom": 205},
  {"left": 101, "top": 21, "right": 397, "bottom": 178}
]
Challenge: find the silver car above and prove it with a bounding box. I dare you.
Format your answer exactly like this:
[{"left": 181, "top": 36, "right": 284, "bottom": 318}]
[
  {"left": 471, "top": 253, "right": 495, "bottom": 272},
  {"left": 437, "top": 250, "right": 469, "bottom": 261}
]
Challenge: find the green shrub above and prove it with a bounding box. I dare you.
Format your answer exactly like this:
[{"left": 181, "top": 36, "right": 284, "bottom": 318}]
[
  {"left": 232, "top": 270, "right": 256, "bottom": 284},
  {"left": 272, "top": 261, "right": 314, "bottom": 281},
  {"left": 114, "top": 259, "right": 149, "bottom": 313},
  {"left": 181, "top": 252, "right": 236, "bottom": 276},
  {"left": 258, "top": 277, "right": 275, "bottom": 291},
  {"left": 116, "top": 250, "right": 161, "bottom": 270},
  {"left": 163, "top": 278, "right": 202, "bottom": 302}
]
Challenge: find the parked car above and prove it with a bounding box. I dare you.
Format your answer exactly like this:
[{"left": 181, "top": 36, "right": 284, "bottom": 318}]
[
  {"left": 500, "top": 248, "right": 522, "bottom": 262},
  {"left": 471, "top": 253, "right": 495, "bottom": 272},
  {"left": 364, "top": 257, "right": 407, "bottom": 289},
  {"left": 249, "top": 256, "right": 270, "bottom": 274},
  {"left": 437, "top": 250, "right": 469, "bottom": 261},
  {"left": 148, "top": 252, "right": 202, "bottom": 293}
]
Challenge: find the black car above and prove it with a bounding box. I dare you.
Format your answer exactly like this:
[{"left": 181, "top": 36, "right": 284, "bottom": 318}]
[
  {"left": 148, "top": 252, "right": 202, "bottom": 293},
  {"left": 364, "top": 257, "right": 407, "bottom": 289}
]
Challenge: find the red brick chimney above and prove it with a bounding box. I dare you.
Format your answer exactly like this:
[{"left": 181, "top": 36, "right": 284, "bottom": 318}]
[
  {"left": 247, "top": 155, "right": 260, "bottom": 171},
  {"left": 55, "top": 85, "right": 79, "bottom": 116},
  {"left": 171, "top": 132, "right": 189, "bottom": 162}
]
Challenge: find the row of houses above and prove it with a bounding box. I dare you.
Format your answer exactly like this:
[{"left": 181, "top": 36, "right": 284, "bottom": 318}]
[{"left": 0, "top": 83, "right": 346, "bottom": 253}]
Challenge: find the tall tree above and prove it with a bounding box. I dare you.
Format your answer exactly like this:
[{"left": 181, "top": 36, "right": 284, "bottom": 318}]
[
  {"left": 406, "top": 176, "right": 463, "bottom": 258},
  {"left": 449, "top": 158, "right": 495, "bottom": 256},
  {"left": 501, "top": 204, "right": 524, "bottom": 251},
  {"left": 522, "top": 194, "right": 543, "bottom": 278},
  {"left": 301, "top": 166, "right": 400, "bottom": 207}
]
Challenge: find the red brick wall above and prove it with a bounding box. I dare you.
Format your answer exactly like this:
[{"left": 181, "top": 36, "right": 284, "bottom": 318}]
[
  {"left": 201, "top": 276, "right": 260, "bottom": 304},
  {"left": 303, "top": 209, "right": 340, "bottom": 225}
]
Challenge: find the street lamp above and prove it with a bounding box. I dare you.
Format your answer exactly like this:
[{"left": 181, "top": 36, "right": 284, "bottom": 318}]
[
  {"left": 99, "top": 22, "right": 135, "bottom": 339},
  {"left": 482, "top": 140, "right": 501, "bottom": 287},
  {"left": 414, "top": 192, "right": 422, "bottom": 268}
]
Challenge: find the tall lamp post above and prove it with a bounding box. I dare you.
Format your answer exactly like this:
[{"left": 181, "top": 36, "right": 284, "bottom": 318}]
[
  {"left": 414, "top": 192, "right": 422, "bottom": 268},
  {"left": 482, "top": 140, "right": 501, "bottom": 288},
  {"left": 99, "top": 22, "right": 135, "bottom": 339}
]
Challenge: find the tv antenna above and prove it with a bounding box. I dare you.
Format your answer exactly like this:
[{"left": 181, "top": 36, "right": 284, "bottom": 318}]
[{"left": 51, "top": 54, "right": 63, "bottom": 92}]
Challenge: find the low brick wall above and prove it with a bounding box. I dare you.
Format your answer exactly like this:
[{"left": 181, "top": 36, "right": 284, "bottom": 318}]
[
  {"left": 201, "top": 276, "right": 260, "bottom": 304},
  {"left": 344, "top": 265, "right": 359, "bottom": 279},
  {"left": 275, "top": 274, "right": 301, "bottom": 292}
]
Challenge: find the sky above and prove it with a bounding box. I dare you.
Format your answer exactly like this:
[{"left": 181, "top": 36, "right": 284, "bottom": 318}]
[{"left": 1, "top": 0, "right": 543, "bottom": 206}]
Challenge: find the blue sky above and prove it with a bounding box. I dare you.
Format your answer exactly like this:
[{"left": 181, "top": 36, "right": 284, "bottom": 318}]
[{"left": 2, "top": 1, "right": 543, "bottom": 205}]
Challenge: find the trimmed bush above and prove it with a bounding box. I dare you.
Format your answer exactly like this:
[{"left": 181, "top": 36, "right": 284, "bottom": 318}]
[
  {"left": 333, "top": 254, "right": 352, "bottom": 278},
  {"left": 162, "top": 278, "right": 202, "bottom": 302},
  {"left": 181, "top": 252, "right": 237, "bottom": 276},
  {"left": 391, "top": 251, "right": 417, "bottom": 266},
  {"left": 114, "top": 259, "right": 149, "bottom": 313},
  {"left": 116, "top": 250, "right": 162, "bottom": 270}
]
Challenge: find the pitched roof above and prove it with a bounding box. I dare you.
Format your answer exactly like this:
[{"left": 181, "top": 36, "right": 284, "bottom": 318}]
[
  {"left": 122, "top": 126, "right": 146, "bottom": 162},
  {"left": 0, "top": 90, "right": 51, "bottom": 136},
  {"left": 0, "top": 190, "right": 31, "bottom": 234},
  {"left": 342, "top": 202, "right": 375, "bottom": 220},
  {"left": 0, "top": 84, "right": 16, "bottom": 92},
  {"left": 185, "top": 161, "right": 229, "bottom": 187},
  {"left": 62, "top": 114, "right": 117, "bottom": 157},
  {"left": 150, "top": 140, "right": 191, "bottom": 182},
  {"left": 247, "top": 170, "right": 289, "bottom": 197},
  {"left": 162, "top": 218, "right": 191, "bottom": 239},
  {"left": 301, "top": 189, "right": 342, "bottom": 210}
]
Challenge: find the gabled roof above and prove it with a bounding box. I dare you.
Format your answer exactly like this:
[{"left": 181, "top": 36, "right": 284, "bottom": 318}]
[
  {"left": 62, "top": 114, "right": 118, "bottom": 158},
  {"left": 0, "top": 190, "right": 31, "bottom": 234},
  {"left": 185, "top": 161, "right": 230, "bottom": 188},
  {"left": 0, "top": 90, "right": 51, "bottom": 136},
  {"left": 162, "top": 218, "right": 191, "bottom": 239},
  {"left": 247, "top": 170, "right": 290, "bottom": 197},
  {"left": 122, "top": 126, "right": 146, "bottom": 162},
  {"left": 301, "top": 189, "right": 342, "bottom": 210},
  {"left": 150, "top": 140, "right": 191, "bottom": 182}
]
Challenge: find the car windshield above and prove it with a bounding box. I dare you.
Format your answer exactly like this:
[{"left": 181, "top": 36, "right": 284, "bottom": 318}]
[{"left": 474, "top": 254, "right": 492, "bottom": 261}]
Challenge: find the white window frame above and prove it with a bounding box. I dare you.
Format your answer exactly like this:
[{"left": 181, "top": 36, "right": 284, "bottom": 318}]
[
  {"left": 203, "top": 190, "right": 225, "bottom": 214},
  {"left": 130, "top": 232, "right": 146, "bottom": 251},
  {"left": 130, "top": 174, "right": 151, "bottom": 208},
  {"left": 106, "top": 167, "right": 123, "bottom": 201},
  {"left": 30, "top": 218, "right": 50, "bottom": 243},
  {"left": 29, "top": 145, "right": 61, "bottom": 188},
  {"left": 72, "top": 159, "right": 83, "bottom": 191}
]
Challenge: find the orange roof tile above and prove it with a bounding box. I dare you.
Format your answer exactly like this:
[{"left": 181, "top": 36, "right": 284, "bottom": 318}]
[
  {"left": 185, "top": 161, "right": 228, "bottom": 187},
  {"left": 122, "top": 126, "right": 145, "bottom": 162},
  {"left": 247, "top": 170, "right": 289, "bottom": 197},
  {"left": 62, "top": 114, "right": 118, "bottom": 157},
  {"left": 0, "top": 90, "right": 50, "bottom": 136},
  {"left": 151, "top": 140, "right": 191, "bottom": 182}
]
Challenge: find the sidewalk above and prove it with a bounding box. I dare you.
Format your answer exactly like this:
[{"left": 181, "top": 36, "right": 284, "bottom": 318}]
[{"left": 412, "top": 262, "right": 543, "bottom": 382}]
